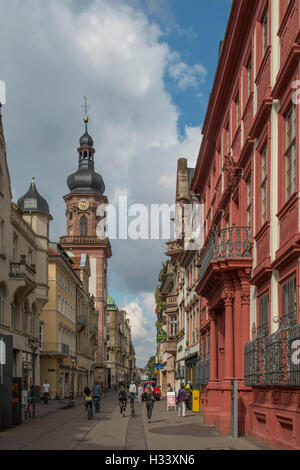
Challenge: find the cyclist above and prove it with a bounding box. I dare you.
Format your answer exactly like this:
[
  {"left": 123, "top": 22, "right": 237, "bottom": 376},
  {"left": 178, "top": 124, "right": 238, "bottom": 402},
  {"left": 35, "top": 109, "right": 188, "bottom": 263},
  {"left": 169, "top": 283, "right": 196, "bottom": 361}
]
[
  {"left": 84, "top": 387, "right": 93, "bottom": 419},
  {"left": 118, "top": 384, "right": 127, "bottom": 417},
  {"left": 92, "top": 383, "right": 101, "bottom": 413},
  {"left": 129, "top": 380, "right": 136, "bottom": 417}
]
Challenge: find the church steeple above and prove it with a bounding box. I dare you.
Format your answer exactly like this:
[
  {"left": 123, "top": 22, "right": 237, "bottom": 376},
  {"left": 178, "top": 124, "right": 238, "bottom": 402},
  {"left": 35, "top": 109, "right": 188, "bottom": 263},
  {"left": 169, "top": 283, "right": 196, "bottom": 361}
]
[{"left": 67, "top": 98, "right": 105, "bottom": 195}]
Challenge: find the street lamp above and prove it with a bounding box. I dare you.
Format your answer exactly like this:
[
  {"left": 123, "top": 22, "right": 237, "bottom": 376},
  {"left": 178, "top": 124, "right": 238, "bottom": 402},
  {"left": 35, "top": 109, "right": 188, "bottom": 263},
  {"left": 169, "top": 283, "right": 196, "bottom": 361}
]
[{"left": 26, "top": 338, "right": 41, "bottom": 419}]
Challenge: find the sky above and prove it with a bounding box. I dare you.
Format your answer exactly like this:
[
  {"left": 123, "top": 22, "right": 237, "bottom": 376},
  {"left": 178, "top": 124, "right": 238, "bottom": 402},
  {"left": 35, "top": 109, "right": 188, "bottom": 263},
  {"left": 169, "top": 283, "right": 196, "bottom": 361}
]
[{"left": 0, "top": 0, "right": 231, "bottom": 367}]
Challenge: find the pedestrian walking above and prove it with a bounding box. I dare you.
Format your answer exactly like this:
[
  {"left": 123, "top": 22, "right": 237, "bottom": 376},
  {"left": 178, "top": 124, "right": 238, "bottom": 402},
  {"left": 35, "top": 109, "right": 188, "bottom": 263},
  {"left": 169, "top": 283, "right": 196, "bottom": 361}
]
[
  {"left": 84, "top": 387, "right": 93, "bottom": 418},
  {"left": 185, "top": 381, "right": 193, "bottom": 410},
  {"left": 177, "top": 383, "right": 186, "bottom": 417},
  {"left": 43, "top": 380, "right": 50, "bottom": 404},
  {"left": 118, "top": 384, "right": 127, "bottom": 417},
  {"left": 145, "top": 384, "right": 155, "bottom": 423}
]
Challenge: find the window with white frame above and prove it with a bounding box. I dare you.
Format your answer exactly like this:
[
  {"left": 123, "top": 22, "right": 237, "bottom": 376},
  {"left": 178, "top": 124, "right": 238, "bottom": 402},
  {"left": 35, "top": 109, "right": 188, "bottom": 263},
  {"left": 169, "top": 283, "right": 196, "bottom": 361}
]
[
  {"left": 247, "top": 54, "right": 252, "bottom": 98},
  {"left": 261, "top": 145, "right": 268, "bottom": 225},
  {"left": 258, "top": 293, "right": 269, "bottom": 337},
  {"left": 285, "top": 104, "right": 296, "bottom": 201},
  {"left": 262, "top": 8, "right": 269, "bottom": 57},
  {"left": 246, "top": 175, "right": 252, "bottom": 227}
]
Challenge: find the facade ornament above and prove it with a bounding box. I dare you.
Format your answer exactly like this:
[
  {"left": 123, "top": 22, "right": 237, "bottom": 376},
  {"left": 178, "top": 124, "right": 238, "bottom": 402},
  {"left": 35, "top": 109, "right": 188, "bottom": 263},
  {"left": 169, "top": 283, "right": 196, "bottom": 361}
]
[
  {"left": 224, "top": 154, "right": 242, "bottom": 193},
  {"left": 240, "top": 289, "right": 250, "bottom": 305},
  {"left": 221, "top": 290, "right": 235, "bottom": 306}
]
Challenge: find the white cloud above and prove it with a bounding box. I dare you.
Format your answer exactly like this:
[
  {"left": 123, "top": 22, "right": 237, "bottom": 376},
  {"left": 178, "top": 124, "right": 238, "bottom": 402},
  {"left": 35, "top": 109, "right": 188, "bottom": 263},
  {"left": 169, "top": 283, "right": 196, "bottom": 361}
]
[
  {"left": 0, "top": 0, "right": 205, "bottom": 366},
  {"left": 168, "top": 57, "right": 207, "bottom": 91}
]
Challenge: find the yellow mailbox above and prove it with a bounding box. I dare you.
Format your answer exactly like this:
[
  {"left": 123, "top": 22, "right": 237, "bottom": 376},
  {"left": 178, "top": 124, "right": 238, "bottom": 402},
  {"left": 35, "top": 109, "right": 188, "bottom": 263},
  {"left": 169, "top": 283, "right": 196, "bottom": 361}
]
[{"left": 192, "top": 390, "right": 200, "bottom": 412}]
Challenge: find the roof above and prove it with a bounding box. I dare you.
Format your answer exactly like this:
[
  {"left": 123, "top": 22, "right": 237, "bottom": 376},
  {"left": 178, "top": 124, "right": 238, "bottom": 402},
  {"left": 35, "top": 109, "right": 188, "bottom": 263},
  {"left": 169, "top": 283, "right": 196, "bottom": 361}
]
[{"left": 17, "top": 178, "right": 50, "bottom": 215}]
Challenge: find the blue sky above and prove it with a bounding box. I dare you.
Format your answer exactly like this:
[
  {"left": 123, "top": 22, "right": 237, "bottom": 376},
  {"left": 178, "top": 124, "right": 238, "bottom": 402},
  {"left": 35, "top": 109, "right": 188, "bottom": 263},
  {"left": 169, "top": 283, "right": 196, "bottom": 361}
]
[
  {"left": 0, "top": 0, "right": 232, "bottom": 367},
  {"left": 106, "top": 0, "right": 232, "bottom": 361}
]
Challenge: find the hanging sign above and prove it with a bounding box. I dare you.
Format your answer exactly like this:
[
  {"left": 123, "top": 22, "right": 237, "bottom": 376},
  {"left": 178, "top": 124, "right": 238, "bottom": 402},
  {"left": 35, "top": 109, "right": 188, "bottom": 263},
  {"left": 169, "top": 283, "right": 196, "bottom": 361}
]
[{"left": 157, "top": 329, "right": 167, "bottom": 344}]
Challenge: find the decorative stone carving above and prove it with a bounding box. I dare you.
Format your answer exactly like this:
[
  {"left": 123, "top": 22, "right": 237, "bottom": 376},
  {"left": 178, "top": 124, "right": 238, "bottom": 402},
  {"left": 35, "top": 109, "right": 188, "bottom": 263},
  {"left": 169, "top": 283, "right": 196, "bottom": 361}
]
[
  {"left": 221, "top": 290, "right": 235, "bottom": 306},
  {"left": 240, "top": 289, "right": 250, "bottom": 305},
  {"left": 224, "top": 155, "right": 242, "bottom": 193}
]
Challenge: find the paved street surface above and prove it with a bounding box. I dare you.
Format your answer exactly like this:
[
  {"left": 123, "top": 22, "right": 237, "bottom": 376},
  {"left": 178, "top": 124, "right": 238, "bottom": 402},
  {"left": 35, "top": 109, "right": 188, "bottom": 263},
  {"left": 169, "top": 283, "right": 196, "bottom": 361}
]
[{"left": 0, "top": 392, "right": 278, "bottom": 450}]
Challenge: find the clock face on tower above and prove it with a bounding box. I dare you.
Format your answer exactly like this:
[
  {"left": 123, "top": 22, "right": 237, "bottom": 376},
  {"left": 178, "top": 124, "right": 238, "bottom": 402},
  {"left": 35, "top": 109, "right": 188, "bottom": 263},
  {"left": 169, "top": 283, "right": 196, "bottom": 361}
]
[{"left": 78, "top": 199, "right": 89, "bottom": 211}]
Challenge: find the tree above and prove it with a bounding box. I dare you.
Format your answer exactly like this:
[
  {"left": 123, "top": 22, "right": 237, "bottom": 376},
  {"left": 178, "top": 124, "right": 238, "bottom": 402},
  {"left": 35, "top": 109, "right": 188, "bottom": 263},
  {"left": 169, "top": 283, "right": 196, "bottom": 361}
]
[{"left": 146, "top": 355, "right": 156, "bottom": 377}]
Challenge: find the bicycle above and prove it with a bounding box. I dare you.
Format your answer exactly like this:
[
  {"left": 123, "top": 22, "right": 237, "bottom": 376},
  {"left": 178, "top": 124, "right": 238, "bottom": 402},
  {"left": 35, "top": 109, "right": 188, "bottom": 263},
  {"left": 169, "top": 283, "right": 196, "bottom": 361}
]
[
  {"left": 93, "top": 396, "right": 100, "bottom": 413},
  {"left": 119, "top": 400, "right": 126, "bottom": 417},
  {"left": 85, "top": 400, "right": 93, "bottom": 420}
]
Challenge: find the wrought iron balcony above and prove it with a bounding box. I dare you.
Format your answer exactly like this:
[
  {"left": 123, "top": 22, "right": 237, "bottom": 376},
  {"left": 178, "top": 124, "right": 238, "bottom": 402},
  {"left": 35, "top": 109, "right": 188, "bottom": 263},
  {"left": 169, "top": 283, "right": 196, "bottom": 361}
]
[
  {"left": 60, "top": 235, "right": 110, "bottom": 245},
  {"left": 10, "top": 261, "right": 36, "bottom": 283},
  {"left": 244, "top": 314, "right": 300, "bottom": 387},
  {"left": 40, "top": 342, "right": 71, "bottom": 357},
  {"left": 90, "top": 326, "right": 98, "bottom": 336},
  {"left": 198, "top": 226, "right": 252, "bottom": 283},
  {"left": 162, "top": 338, "right": 177, "bottom": 355},
  {"left": 77, "top": 315, "right": 87, "bottom": 328}
]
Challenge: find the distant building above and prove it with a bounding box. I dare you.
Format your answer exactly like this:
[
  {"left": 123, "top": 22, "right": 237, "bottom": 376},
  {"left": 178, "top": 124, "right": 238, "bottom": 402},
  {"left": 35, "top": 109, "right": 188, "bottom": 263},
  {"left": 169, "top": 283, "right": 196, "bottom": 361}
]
[
  {"left": 0, "top": 106, "right": 51, "bottom": 400},
  {"left": 106, "top": 295, "right": 135, "bottom": 388},
  {"left": 60, "top": 109, "right": 112, "bottom": 388},
  {"left": 40, "top": 244, "right": 99, "bottom": 398}
]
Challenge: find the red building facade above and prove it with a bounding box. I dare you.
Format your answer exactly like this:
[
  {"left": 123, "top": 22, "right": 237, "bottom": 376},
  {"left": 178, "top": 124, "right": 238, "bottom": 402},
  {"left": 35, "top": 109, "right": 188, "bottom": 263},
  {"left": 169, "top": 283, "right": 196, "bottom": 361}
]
[{"left": 192, "top": 0, "right": 300, "bottom": 449}]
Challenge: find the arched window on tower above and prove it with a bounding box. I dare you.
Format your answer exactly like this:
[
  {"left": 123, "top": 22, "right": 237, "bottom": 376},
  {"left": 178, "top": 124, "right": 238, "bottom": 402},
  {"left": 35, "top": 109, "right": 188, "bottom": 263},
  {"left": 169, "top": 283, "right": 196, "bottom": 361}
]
[
  {"left": 84, "top": 151, "right": 87, "bottom": 159},
  {"left": 80, "top": 216, "right": 88, "bottom": 236}
]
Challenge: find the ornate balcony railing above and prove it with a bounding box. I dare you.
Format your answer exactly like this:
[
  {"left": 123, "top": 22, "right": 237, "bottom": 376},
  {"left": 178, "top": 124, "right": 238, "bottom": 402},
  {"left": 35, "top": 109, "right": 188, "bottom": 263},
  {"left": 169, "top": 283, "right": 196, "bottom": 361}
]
[
  {"left": 10, "top": 262, "right": 36, "bottom": 282},
  {"left": 40, "top": 343, "right": 73, "bottom": 356},
  {"left": 244, "top": 313, "right": 300, "bottom": 387},
  {"left": 212, "top": 226, "right": 251, "bottom": 259},
  {"left": 199, "top": 359, "right": 210, "bottom": 386},
  {"left": 198, "top": 226, "right": 252, "bottom": 283},
  {"left": 77, "top": 315, "right": 87, "bottom": 327},
  {"left": 60, "top": 236, "right": 110, "bottom": 245}
]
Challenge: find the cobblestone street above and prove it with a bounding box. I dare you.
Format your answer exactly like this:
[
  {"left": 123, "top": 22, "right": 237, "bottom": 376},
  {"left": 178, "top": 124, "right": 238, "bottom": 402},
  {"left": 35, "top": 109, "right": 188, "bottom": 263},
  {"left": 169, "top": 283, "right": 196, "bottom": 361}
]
[{"left": 0, "top": 393, "right": 278, "bottom": 451}]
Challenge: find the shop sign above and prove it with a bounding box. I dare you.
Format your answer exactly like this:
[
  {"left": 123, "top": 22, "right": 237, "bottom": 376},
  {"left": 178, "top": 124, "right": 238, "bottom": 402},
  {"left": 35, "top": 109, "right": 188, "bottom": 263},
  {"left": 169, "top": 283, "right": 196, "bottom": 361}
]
[{"left": 157, "top": 329, "right": 167, "bottom": 344}]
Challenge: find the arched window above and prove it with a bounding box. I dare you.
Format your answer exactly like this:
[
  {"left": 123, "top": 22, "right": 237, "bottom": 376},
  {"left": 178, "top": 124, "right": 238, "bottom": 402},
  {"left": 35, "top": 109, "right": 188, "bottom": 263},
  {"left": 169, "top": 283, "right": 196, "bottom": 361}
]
[
  {"left": 0, "top": 284, "right": 4, "bottom": 325},
  {"left": 84, "top": 151, "right": 87, "bottom": 159},
  {"left": 80, "top": 216, "right": 88, "bottom": 236}
]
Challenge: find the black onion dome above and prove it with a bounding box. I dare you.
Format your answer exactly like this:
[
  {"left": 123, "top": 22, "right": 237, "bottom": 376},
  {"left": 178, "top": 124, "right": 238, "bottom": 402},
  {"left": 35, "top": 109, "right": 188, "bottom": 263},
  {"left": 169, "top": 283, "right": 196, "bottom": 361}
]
[
  {"left": 67, "top": 168, "right": 105, "bottom": 195},
  {"left": 17, "top": 178, "right": 50, "bottom": 214},
  {"left": 79, "top": 130, "right": 94, "bottom": 147}
]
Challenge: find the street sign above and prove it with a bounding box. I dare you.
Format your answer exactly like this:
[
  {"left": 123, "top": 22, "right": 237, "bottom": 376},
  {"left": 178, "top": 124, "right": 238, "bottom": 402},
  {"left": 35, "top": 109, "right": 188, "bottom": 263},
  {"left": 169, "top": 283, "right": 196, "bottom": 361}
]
[
  {"left": 155, "top": 364, "right": 164, "bottom": 370},
  {"left": 157, "top": 329, "right": 167, "bottom": 344}
]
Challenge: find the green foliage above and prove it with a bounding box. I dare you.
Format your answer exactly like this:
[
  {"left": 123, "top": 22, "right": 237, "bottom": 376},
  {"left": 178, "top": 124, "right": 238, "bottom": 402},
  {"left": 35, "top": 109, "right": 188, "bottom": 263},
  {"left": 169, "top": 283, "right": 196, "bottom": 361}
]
[{"left": 146, "top": 355, "right": 156, "bottom": 377}]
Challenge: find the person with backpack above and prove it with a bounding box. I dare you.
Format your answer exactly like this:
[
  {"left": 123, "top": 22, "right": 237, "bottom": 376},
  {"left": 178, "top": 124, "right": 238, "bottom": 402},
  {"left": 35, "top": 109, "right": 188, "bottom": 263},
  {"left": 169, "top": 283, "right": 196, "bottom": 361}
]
[
  {"left": 145, "top": 384, "right": 155, "bottom": 423},
  {"left": 118, "top": 385, "right": 127, "bottom": 417},
  {"left": 185, "top": 382, "right": 193, "bottom": 410}
]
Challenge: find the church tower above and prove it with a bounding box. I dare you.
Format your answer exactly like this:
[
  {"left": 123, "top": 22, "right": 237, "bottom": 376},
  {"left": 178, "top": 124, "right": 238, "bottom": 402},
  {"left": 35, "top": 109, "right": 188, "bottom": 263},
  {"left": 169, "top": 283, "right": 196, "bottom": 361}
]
[{"left": 60, "top": 101, "right": 112, "bottom": 388}]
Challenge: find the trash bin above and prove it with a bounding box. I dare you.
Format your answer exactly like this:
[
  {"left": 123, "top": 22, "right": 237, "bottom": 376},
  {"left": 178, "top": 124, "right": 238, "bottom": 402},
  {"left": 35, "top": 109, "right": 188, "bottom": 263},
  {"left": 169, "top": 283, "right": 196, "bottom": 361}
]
[{"left": 192, "top": 390, "right": 200, "bottom": 412}]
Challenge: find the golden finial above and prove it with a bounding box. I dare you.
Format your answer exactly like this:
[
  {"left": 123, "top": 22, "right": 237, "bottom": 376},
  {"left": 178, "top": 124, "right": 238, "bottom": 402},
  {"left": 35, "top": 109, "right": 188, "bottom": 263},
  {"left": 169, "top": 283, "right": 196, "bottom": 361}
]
[{"left": 83, "top": 96, "right": 89, "bottom": 123}]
